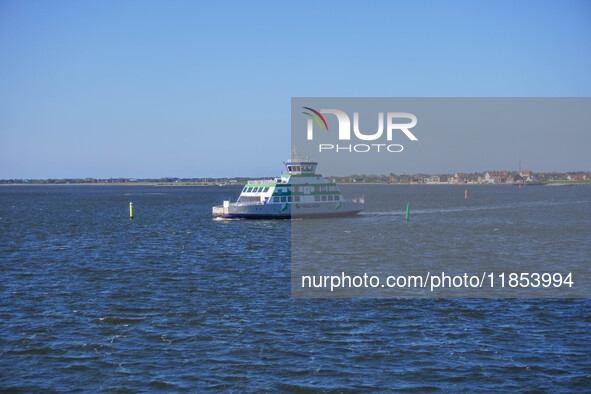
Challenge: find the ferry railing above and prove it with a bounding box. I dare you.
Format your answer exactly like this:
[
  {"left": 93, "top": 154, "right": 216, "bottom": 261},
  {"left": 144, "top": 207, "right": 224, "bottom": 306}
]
[
  {"left": 229, "top": 201, "right": 265, "bottom": 207},
  {"left": 246, "top": 179, "right": 279, "bottom": 185},
  {"left": 230, "top": 197, "right": 364, "bottom": 206}
]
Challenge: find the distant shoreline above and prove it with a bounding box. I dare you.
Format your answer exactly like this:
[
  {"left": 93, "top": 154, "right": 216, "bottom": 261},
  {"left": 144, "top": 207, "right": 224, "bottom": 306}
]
[
  {"left": 1, "top": 181, "right": 589, "bottom": 187},
  {"left": 0, "top": 182, "right": 217, "bottom": 187}
]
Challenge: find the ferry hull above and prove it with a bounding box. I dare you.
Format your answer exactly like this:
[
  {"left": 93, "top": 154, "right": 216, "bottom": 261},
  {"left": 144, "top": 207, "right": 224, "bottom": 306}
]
[
  {"left": 212, "top": 201, "right": 364, "bottom": 219},
  {"left": 214, "top": 210, "right": 363, "bottom": 219}
]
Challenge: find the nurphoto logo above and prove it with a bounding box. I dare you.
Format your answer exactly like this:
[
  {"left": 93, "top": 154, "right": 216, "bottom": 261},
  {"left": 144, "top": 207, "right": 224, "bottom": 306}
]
[{"left": 302, "top": 107, "right": 418, "bottom": 153}]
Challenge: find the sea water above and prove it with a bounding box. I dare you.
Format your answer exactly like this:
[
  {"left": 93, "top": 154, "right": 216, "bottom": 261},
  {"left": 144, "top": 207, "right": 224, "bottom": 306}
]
[{"left": 1, "top": 185, "right": 589, "bottom": 391}]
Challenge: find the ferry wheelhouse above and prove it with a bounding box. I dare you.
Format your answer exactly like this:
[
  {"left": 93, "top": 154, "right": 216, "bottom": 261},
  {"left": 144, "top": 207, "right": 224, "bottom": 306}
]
[{"left": 212, "top": 158, "right": 364, "bottom": 219}]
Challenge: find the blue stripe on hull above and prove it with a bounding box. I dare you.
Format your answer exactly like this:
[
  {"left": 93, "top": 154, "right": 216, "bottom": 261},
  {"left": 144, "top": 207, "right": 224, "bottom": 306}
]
[{"left": 214, "top": 210, "right": 363, "bottom": 220}]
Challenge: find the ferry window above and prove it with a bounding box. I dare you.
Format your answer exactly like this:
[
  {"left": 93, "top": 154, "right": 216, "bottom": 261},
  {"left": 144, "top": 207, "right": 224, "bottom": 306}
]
[
  {"left": 281, "top": 196, "right": 287, "bottom": 202},
  {"left": 295, "top": 166, "right": 300, "bottom": 172},
  {"left": 276, "top": 188, "right": 282, "bottom": 193},
  {"left": 243, "top": 187, "right": 247, "bottom": 193},
  {"left": 246, "top": 187, "right": 252, "bottom": 192},
  {"left": 263, "top": 187, "right": 269, "bottom": 192},
  {"left": 314, "top": 196, "right": 320, "bottom": 201},
  {"left": 328, "top": 195, "right": 333, "bottom": 201},
  {"left": 288, "top": 196, "right": 292, "bottom": 202},
  {"left": 274, "top": 197, "right": 279, "bottom": 202},
  {"left": 334, "top": 195, "right": 339, "bottom": 200},
  {"left": 321, "top": 195, "right": 327, "bottom": 201},
  {"left": 287, "top": 166, "right": 292, "bottom": 171},
  {"left": 310, "top": 186, "right": 315, "bottom": 192},
  {"left": 294, "top": 196, "right": 300, "bottom": 202}
]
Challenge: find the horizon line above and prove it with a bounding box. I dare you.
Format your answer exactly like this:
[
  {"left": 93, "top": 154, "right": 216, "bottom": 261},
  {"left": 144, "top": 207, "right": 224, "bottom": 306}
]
[{"left": 1, "top": 169, "right": 591, "bottom": 183}]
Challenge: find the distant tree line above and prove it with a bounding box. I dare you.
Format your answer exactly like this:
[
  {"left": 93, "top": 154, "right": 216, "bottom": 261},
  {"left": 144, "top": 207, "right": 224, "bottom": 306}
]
[{"left": 1, "top": 171, "right": 590, "bottom": 185}]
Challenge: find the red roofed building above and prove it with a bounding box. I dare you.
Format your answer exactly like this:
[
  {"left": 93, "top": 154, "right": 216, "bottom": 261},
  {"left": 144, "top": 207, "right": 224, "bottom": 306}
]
[
  {"left": 453, "top": 173, "right": 468, "bottom": 183},
  {"left": 484, "top": 171, "right": 510, "bottom": 183}
]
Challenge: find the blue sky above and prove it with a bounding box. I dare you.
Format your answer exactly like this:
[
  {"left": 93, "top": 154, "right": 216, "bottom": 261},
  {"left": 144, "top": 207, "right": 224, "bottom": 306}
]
[{"left": 1, "top": 0, "right": 590, "bottom": 178}]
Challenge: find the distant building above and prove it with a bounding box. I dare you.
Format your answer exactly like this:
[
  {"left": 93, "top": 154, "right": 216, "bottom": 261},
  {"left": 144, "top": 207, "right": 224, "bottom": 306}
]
[
  {"left": 484, "top": 171, "right": 510, "bottom": 183},
  {"left": 513, "top": 171, "right": 539, "bottom": 184},
  {"left": 517, "top": 170, "right": 534, "bottom": 178},
  {"left": 518, "top": 170, "right": 539, "bottom": 184},
  {"left": 422, "top": 174, "right": 450, "bottom": 183},
  {"left": 453, "top": 172, "right": 467, "bottom": 183}
]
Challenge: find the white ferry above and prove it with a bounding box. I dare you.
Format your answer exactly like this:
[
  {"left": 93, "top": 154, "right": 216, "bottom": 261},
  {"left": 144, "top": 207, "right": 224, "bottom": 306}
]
[{"left": 212, "top": 157, "right": 364, "bottom": 219}]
